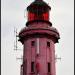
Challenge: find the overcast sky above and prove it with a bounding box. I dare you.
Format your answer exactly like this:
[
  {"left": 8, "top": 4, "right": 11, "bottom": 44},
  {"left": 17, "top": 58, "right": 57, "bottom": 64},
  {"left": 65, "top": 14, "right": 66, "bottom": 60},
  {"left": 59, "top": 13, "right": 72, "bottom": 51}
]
[{"left": 1, "top": 0, "right": 74, "bottom": 75}]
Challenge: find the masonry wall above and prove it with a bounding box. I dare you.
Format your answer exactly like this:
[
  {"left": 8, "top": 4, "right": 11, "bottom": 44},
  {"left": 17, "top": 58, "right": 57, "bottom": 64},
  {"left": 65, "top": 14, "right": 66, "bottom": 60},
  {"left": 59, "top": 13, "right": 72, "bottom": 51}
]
[{"left": 23, "top": 37, "right": 55, "bottom": 75}]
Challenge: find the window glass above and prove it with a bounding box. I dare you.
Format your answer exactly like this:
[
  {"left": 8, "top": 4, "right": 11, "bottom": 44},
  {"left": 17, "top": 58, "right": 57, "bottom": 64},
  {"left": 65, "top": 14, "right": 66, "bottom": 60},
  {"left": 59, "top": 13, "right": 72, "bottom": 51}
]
[
  {"left": 31, "top": 41, "right": 35, "bottom": 46},
  {"left": 31, "top": 62, "right": 34, "bottom": 72},
  {"left": 47, "top": 42, "right": 50, "bottom": 47},
  {"left": 48, "top": 63, "right": 51, "bottom": 72}
]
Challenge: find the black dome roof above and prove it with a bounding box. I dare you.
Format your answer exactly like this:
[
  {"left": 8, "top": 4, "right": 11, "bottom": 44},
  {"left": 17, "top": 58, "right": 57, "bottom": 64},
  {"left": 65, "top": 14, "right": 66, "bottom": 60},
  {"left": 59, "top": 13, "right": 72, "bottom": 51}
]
[{"left": 27, "top": 0, "right": 51, "bottom": 13}]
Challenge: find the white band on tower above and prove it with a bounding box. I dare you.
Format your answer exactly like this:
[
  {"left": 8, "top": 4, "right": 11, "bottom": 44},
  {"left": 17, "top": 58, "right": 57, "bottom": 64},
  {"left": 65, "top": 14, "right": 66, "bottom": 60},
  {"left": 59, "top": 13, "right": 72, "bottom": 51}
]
[{"left": 36, "top": 38, "right": 40, "bottom": 55}]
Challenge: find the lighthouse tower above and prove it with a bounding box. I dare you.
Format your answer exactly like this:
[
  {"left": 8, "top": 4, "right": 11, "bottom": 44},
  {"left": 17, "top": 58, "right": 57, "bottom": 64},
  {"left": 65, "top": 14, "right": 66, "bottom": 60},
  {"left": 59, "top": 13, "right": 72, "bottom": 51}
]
[{"left": 19, "top": 0, "right": 60, "bottom": 75}]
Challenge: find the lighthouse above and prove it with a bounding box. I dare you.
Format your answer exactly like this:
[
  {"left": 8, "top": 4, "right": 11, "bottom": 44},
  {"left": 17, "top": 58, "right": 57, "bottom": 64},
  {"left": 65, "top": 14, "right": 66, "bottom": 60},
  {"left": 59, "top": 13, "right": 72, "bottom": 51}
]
[{"left": 18, "top": 0, "right": 60, "bottom": 75}]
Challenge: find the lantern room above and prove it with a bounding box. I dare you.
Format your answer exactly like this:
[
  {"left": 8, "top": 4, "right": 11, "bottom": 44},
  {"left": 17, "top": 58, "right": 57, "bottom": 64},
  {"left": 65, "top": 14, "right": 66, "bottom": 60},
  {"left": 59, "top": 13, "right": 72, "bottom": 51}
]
[{"left": 26, "top": 0, "right": 51, "bottom": 26}]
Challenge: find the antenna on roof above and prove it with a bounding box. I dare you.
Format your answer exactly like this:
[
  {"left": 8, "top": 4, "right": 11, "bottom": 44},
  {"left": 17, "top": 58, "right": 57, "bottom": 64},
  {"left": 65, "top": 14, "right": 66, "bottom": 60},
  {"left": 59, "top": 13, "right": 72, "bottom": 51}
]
[
  {"left": 55, "top": 54, "right": 61, "bottom": 62},
  {"left": 16, "top": 55, "right": 23, "bottom": 63},
  {"left": 14, "top": 27, "right": 22, "bottom": 51}
]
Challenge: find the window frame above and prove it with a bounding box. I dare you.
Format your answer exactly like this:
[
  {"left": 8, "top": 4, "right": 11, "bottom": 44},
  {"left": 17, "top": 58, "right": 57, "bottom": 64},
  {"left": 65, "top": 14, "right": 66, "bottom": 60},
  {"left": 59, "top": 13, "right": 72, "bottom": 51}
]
[
  {"left": 48, "top": 62, "right": 51, "bottom": 73},
  {"left": 47, "top": 41, "right": 50, "bottom": 47},
  {"left": 31, "top": 41, "right": 35, "bottom": 46},
  {"left": 31, "top": 62, "right": 35, "bottom": 72}
]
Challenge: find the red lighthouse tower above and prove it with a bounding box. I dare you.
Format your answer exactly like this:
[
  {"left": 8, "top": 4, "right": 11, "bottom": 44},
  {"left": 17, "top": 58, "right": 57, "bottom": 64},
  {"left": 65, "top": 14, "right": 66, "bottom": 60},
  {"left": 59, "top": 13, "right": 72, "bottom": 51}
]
[{"left": 19, "top": 0, "right": 60, "bottom": 75}]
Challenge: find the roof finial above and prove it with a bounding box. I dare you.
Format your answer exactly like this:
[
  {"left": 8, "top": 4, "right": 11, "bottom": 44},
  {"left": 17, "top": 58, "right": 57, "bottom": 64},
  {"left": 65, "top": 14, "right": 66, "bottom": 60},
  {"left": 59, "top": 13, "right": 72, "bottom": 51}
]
[{"left": 35, "top": 0, "right": 42, "bottom": 1}]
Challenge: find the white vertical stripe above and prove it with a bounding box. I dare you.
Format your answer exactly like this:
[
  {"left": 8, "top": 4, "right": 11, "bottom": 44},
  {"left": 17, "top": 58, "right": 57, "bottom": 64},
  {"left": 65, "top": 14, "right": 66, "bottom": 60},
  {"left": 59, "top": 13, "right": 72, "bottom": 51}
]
[
  {"left": 37, "top": 73, "right": 39, "bottom": 75},
  {"left": 36, "top": 38, "right": 39, "bottom": 55}
]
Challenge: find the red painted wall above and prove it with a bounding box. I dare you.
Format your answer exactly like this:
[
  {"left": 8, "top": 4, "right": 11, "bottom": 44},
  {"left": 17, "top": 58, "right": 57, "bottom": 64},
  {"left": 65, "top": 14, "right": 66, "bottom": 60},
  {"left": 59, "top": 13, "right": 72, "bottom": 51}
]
[{"left": 23, "top": 37, "right": 56, "bottom": 75}]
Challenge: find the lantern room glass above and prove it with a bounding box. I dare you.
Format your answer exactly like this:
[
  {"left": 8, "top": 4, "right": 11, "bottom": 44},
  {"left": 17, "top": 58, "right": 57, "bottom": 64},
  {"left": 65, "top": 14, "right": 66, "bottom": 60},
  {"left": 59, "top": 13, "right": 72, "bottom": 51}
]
[{"left": 28, "top": 11, "right": 49, "bottom": 21}]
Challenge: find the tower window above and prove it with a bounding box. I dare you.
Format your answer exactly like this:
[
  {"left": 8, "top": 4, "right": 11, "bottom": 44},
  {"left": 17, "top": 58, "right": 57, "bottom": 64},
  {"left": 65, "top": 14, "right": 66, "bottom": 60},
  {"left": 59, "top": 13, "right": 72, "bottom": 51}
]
[
  {"left": 31, "top": 62, "right": 34, "bottom": 72},
  {"left": 31, "top": 41, "right": 35, "bottom": 46},
  {"left": 23, "top": 60, "right": 27, "bottom": 75},
  {"left": 47, "top": 42, "right": 50, "bottom": 47},
  {"left": 48, "top": 63, "right": 51, "bottom": 72}
]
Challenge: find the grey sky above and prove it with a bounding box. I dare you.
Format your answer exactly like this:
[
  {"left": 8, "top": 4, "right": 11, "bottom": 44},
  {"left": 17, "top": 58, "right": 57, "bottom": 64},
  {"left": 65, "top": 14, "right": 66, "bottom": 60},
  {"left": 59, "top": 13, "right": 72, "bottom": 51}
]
[{"left": 1, "top": 0, "right": 74, "bottom": 75}]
